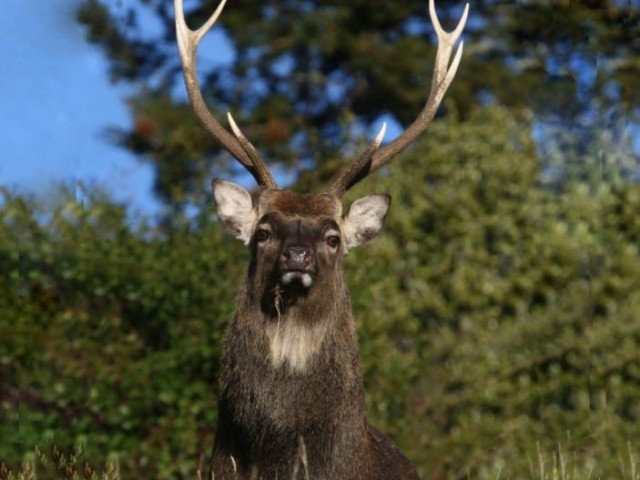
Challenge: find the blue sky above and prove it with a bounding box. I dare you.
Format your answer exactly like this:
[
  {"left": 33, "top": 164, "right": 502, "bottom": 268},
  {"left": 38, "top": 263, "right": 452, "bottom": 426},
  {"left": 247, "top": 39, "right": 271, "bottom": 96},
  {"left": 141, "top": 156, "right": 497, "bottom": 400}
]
[
  {"left": 0, "top": 0, "right": 297, "bottom": 215},
  {"left": 2, "top": 1, "right": 637, "bottom": 216},
  {"left": 0, "top": 0, "right": 156, "bottom": 213}
]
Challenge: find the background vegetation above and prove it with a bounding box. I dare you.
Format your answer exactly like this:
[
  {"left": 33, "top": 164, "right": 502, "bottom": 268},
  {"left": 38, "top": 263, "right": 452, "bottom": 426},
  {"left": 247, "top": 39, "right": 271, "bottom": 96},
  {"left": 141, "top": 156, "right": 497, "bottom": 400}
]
[{"left": 2, "top": 0, "right": 640, "bottom": 479}]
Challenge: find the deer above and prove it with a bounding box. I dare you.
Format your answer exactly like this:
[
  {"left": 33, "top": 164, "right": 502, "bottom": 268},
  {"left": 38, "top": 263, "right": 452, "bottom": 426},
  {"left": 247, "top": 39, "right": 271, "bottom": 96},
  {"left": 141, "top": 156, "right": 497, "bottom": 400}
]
[{"left": 175, "top": 0, "right": 468, "bottom": 478}]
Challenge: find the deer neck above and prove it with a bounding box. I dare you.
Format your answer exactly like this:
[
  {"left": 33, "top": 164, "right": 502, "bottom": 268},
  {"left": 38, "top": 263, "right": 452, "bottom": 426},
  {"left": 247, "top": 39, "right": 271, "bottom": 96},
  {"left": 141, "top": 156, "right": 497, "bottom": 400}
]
[
  {"left": 236, "top": 271, "right": 352, "bottom": 373},
  {"left": 216, "top": 278, "right": 370, "bottom": 478}
]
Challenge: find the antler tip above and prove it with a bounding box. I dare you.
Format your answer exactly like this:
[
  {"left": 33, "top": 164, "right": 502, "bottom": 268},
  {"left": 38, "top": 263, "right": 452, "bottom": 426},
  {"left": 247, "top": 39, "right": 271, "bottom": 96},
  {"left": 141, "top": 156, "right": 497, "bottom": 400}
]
[
  {"left": 455, "top": 3, "right": 470, "bottom": 36},
  {"left": 428, "top": 0, "right": 443, "bottom": 34},
  {"left": 374, "top": 123, "right": 387, "bottom": 147},
  {"left": 227, "top": 112, "right": 242, "bottom": 138}
]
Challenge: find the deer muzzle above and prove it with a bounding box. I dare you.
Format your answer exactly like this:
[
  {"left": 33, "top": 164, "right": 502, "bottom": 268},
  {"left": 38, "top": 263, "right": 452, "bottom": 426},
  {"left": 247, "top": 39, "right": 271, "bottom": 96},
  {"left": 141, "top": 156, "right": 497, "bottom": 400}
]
[{"left": 281, "top": 245, "right": 315, "bottom": 288}]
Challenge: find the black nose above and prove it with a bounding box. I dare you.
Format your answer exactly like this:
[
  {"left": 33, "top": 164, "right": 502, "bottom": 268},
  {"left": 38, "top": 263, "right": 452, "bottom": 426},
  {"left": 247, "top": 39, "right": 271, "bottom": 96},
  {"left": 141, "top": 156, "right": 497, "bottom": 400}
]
[{"left": 283, "top": 246, "right": 313, "bottom": 270}]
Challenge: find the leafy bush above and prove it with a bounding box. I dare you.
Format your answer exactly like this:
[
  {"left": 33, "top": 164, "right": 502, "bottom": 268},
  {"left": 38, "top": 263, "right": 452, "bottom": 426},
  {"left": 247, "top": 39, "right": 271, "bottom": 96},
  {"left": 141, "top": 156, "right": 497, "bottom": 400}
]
[
  {"left": 2, "top": 108, "right": 639, "bottom": 478},
  {"left": 349, "top": 107, "right": 640, "bottom": 478}
]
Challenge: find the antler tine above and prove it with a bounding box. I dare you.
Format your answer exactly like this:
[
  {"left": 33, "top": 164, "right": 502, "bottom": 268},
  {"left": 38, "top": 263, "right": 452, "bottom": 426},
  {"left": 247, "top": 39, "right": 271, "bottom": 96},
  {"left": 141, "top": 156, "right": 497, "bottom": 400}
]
[
  {"left": 227, "top": 113, "right": 278, "bottom": 189},
  {"left": 328, "top": 123, "right": 387, "bottom": 197},
  {"left": 329, "top": 0, "right": 468, "bottom": 196},
  {"left": 175, "top": 0, "right": 277, "bottom": 189}
]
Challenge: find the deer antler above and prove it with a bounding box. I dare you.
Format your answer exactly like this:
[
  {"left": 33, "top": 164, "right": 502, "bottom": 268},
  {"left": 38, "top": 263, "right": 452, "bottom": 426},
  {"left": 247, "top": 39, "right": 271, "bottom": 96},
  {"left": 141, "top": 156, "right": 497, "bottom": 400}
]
[
  {"left": 329, "top": 0, "right": 469, "bottom": 197},
  {"left": 175, "top": 0, "right": 277, "bottom": 189}
]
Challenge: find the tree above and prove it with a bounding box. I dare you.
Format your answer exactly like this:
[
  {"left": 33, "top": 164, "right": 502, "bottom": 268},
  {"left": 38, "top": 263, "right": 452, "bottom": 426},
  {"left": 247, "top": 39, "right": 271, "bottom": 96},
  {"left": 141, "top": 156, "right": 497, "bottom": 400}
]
[
  {"left": 3, "top": 108, "right": 640, "bottom": 479},
  {"left": 76, "top": 0, "right": 640, "bottom": 206},
  {"left": 349, "top": 107, "right": 640, "bottom": 479}
]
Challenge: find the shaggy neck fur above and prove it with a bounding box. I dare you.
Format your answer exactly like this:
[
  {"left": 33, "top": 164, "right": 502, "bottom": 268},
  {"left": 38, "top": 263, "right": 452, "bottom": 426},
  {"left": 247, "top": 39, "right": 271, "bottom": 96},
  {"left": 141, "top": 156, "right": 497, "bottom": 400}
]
[
  {"left": 265, "top": 308, "right": 330, "bottom": 372},
  {"left": 262, "top": 268, "right": 344, "bottom": 372},
  {"left": 212, "top": 270, "right": 373, "bottom": 479}
]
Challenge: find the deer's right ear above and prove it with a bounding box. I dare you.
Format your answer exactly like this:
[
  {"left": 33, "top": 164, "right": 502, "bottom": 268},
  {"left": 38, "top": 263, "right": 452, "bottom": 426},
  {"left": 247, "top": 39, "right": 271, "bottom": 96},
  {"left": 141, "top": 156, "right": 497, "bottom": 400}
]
[{"left": 212, "top": 179, "right": 257, "bottom": 245}]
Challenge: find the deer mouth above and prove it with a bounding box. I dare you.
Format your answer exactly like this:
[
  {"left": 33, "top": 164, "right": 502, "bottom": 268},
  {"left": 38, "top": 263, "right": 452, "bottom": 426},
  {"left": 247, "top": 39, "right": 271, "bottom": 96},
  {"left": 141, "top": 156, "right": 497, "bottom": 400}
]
[{"left": 280, "top": 270, "right": 316, "bottom": 288}]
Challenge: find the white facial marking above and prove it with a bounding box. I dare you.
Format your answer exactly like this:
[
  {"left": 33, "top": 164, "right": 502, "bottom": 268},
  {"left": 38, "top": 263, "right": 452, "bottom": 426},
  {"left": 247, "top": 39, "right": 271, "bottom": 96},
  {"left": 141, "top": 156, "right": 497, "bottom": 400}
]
[
  {"left": 281, "top": 272, "right": 314, "bottom": 288},
  {"left": 265, "top": 314, "right": 328, "bottom": 372}
]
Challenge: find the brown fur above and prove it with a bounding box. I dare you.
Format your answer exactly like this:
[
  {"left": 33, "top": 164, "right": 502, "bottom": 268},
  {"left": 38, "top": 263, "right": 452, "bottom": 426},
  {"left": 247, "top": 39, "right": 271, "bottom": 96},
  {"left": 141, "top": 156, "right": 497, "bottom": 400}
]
[
  {"left": 209, "top": 188, "right": 419, "bottom": 480},
  {"left": 257, "top": 189, "right": 342, "bottom": 218}
]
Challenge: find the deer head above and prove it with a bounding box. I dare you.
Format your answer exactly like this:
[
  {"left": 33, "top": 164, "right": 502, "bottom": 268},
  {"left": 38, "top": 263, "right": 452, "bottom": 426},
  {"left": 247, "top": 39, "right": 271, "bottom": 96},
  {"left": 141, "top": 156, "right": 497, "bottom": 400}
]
[
  {"left": 213, "top": 182, "right": 389, "bottom": 360},
  {"left": 175, "top": 0, "right": 467, "bottom": 291}
]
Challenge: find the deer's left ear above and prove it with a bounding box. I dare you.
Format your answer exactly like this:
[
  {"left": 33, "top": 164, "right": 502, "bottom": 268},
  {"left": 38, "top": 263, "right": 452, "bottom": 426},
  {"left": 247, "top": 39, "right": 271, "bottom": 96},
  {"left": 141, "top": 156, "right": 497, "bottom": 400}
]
[{"left": 341, "top": 194, "right": 391, "bottom": 253}]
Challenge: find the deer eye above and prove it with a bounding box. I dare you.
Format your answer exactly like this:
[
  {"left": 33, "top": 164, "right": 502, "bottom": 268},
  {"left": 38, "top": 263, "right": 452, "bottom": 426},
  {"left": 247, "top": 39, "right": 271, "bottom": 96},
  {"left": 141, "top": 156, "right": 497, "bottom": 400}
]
[
  {"left": 326, "top": 235, "right": 340, "bottom": 248},
  {"left": 255, "top": 229, "right": 270, "bottom": 243}
]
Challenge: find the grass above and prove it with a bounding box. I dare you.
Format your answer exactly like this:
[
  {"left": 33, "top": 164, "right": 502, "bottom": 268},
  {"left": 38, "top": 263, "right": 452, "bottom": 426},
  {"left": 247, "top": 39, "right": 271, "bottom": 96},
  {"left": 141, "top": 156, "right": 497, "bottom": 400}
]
[
  {"left": 493, "top": 441, "right": 640, "bottom": 480},
  {"left": 0, "top": 445, "right": 121, "bottom": 480},
  {"left": 1, "top": 442, "right": 637, "bottom": 480}
]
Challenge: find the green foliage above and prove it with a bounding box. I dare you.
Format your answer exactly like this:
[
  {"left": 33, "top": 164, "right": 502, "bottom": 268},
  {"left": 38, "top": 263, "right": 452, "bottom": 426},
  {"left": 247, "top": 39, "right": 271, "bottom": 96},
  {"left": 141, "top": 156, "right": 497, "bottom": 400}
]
[
  {"left": 0, "top": 188, "right": 245, "bottom": 479},
  {"left": 347, "top": 107, "right": 640, "bottom": 478},
  {"left": 76, "top": 0, "right": 640, "bottom": 205},
  {"left": 2, "top": 108, "right": 640, "bottom": 478}
]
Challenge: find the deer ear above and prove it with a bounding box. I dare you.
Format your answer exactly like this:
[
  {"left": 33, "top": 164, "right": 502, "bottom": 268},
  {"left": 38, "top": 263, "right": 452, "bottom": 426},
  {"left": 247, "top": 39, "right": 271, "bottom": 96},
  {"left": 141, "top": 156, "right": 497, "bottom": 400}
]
[
  {"left": 212, "top": 179, "right": 257, "bottom": 245},
  {"left": 342, "top": 194, "right": 391, "bottom": 253}
]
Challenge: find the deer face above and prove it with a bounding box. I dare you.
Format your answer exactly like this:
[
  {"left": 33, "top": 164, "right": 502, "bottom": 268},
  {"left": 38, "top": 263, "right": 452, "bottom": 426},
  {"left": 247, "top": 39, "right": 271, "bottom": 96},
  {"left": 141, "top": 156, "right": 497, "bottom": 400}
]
[
  {"left": 213, "top": 180, "right": 390, "bottom": 295},
  {"left": 178, "top": 0, "right": 466, "bottom": 301}
]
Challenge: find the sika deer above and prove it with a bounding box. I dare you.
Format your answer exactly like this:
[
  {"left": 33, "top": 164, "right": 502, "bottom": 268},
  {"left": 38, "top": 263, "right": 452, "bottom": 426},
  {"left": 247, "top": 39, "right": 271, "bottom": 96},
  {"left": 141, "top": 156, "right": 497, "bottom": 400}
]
[{"left": 174, "top": 0, "right": 468, "bottom": 478}]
